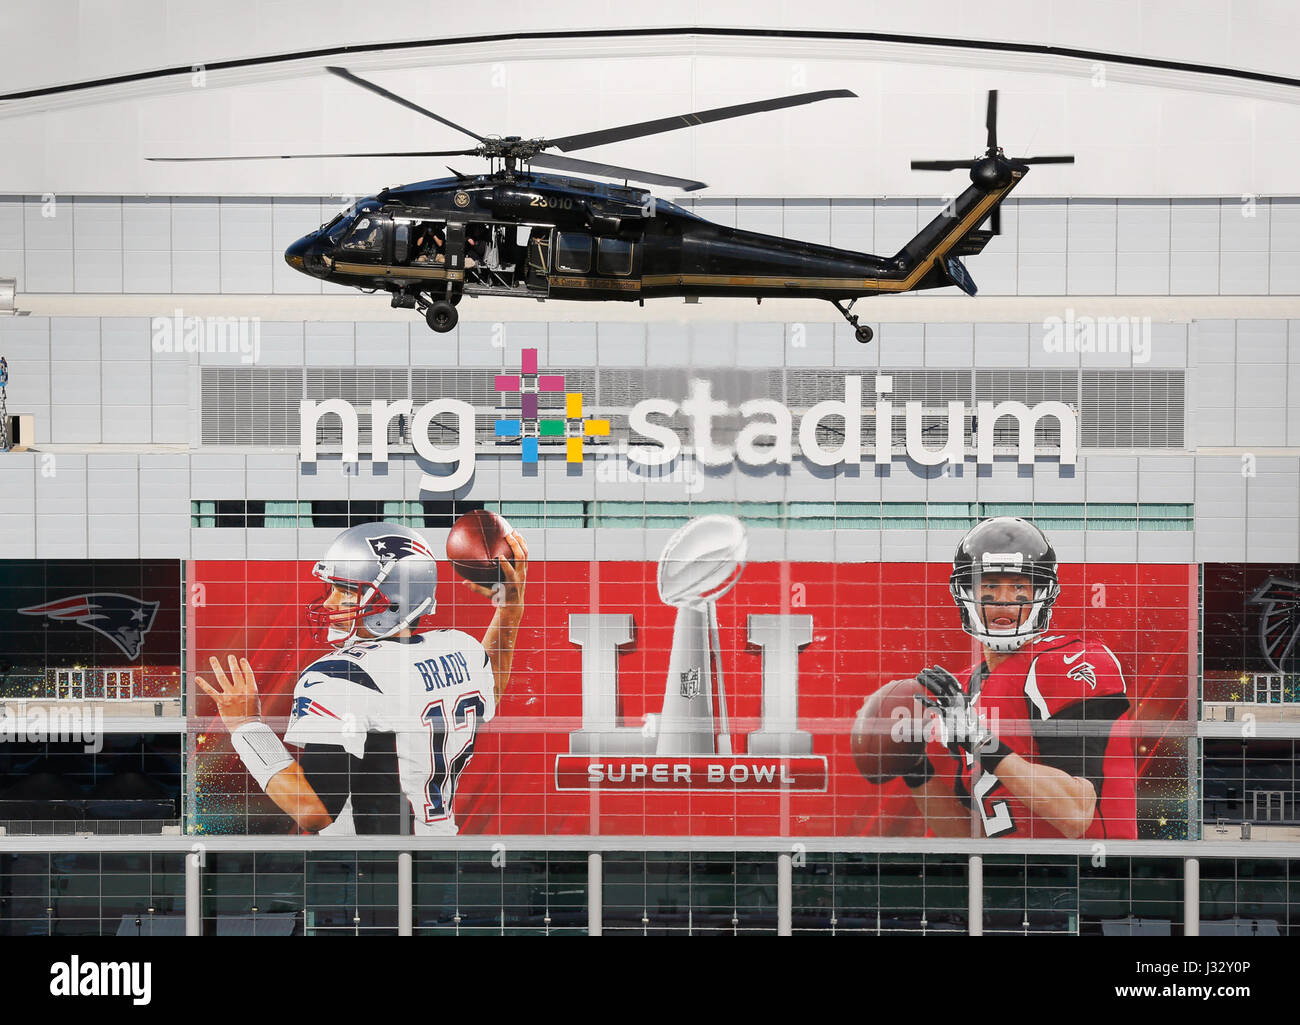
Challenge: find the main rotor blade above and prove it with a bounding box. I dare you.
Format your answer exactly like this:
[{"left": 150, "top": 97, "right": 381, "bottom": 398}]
[
  {"left": 910, "top": 159, "right": 971, "bottom": 171},
  {"left": 986, "top": 89, "right": 998, "bottom": 152},
  {"left": 1019, "top": 155, "right": 1075, "bottom": 164},
  {"left": 148, "top": 150, "right": 480, "bottom": 162},
  {"left": 530, "top": 152, "right": 707, "bottom": 191},
  {"left": 545, "top": 89, "right": 856, "bottom": 153},
  {"left": 990, "top": 204, "right": 1001, "bottom": 235},
  {"left": 325, "top": 66, "right": 486, "bottom": 143}
]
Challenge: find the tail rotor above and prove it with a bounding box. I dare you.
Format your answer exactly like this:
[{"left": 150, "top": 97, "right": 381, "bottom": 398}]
[{"left": 910, "top": 90, "right": 1075, "bottom": 235}]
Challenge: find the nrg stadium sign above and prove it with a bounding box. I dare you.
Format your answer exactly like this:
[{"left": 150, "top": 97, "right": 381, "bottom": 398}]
[{"left": 299, "top": 375, "right": 1078, "bottom": 495}]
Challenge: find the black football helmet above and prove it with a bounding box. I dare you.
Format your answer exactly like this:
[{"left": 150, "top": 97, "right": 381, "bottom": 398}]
[{"left": 949, "top": 517, "right": 1060, "bottom": 652}]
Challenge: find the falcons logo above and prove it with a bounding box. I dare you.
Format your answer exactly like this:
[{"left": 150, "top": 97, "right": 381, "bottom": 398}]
[
  {"left": 18, "top": 592, "right": 159, "bottom": 660},
  {"left": 1250, "top": 577, "right": 1300, "bottom": 674},
  {"left": 367, "top": 535, "right": 433, "bottom": 561},
  {"left": 1066, "top": 661, "right": 1098, "bottom": 689}
]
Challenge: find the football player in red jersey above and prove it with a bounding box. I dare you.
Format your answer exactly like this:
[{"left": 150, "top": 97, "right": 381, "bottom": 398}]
[{"left": 903, "top": 517, "right": 1137, "bottom": 839}]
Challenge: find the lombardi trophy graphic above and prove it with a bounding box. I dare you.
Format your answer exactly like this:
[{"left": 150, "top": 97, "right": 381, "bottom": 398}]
[{"left": 653, "top": 515, "right": 748, "bottom": 755}]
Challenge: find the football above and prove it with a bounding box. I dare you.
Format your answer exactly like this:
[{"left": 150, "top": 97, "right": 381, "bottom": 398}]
[
  {"left": 850, "top": 678, "right": 931, "bottom": 784},
  {"left": 446, "top": 509, "right": 516, "bottom": 586},
  {"left": 657, "top": 515, "right": 748, "bottom": 608}
]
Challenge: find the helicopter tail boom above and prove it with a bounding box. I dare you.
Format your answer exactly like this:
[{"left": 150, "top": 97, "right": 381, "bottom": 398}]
[
  {"left": 891, "top": 89, "right": 1075, "bottom": 296},
  {"left": 886, "top": 168, "right": 1025, "bottom": 296}
]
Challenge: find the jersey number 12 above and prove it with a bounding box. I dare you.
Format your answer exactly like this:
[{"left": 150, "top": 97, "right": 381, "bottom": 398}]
[{"left": 422, "top": 693, "right": 487, "bottom": 822}]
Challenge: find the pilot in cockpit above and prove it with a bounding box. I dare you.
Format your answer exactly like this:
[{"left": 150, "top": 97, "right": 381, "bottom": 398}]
[{"left": 343, "top": 215, "right": 384, "bottom": 253}]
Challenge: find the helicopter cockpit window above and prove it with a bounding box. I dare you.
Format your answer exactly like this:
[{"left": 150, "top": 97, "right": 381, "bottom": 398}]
[
  {"left": 322, "top": 200, "right": 379, "bottom": 245},
  {"left": 554, "top": 232, "right": 592, "bottom": 274},
  {"left": 596, "top": 238, "right": 634, "bottom": 276},
  {"left": 340, "top": 216, "right": 385, "bottom": 254},
  {"left": 320, "top": 213, "right": 346, "bottom": 243}
]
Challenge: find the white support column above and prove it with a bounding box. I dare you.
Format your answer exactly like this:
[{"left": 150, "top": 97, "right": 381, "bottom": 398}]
[
  {"left": 588, "top": 853, "right": 602, "bottom": 936},
  {"left": 398, "top": 852, "right": 413, "bottom": 936},
  {"left": 1184, "top": 857, "right": 1200, "bottom": 937},
  {"left": 185, "top": 851, "right": 201, "bottom": 937},
  {"left": 968, "top": 855, "right": 983, "bottom": 936},
  {"left": 777, "top": 853, "right": 793, "bottom": 936}
]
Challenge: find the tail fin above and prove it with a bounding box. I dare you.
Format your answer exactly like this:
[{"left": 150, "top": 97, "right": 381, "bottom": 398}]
[
  {"left": 891, "top": 176, "right": 1022, "bottom": 296},
  {"left": 897, "top": 88, "right": 1074, "bottom": 295}
]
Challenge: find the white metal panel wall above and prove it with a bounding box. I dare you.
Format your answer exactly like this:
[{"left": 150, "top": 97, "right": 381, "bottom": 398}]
[
  {"left": 0, "top": 196, "right": 21, "bottom": 287},
  {"left": 7, "top": 45, "right": 1300, "bottom": 197},
  {"left": 1190, "top": 320, "right": 1293, "bottom": 447},
  {"left": 0, "top": 453, "right": 36, "bottom": 557},
  {"left": 73, "top": 197, "right": 124, "bottom": 293},
  {"left": 123, "top": 197, "right": 173, "bottom": 292},
  {"left": 8, "top": 195, "right": 1297, "bottom": 296},
  {"left": 0, "top": 448, "right": 1254, "bottom": 563},
  {"left": 4, "top": 2, "right": 1299, "bottom": 95},
  {"left": 3, "top": 314, "right": 1298, "bottom": 562}
]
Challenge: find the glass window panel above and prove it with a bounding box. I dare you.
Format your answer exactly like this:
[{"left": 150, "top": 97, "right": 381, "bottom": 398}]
[
  {"left": 927, "top": 503, "right": 976, "bottom": 517},
  {"left": 596, "top": 238, "right": 634, "bottom": 276},
  {"left": 979, "top": 503, "right": 1032, "bottom": 517},
  {"left": 554, "top": 232, "right": 592, "bottom": 273},
  {"left": 882, "top": 517, "right": 926, "bottom": 529},
  {"left": 1036, "top": 518, "right": 1088, "bottom": 532},
  {"left": 1087, "top": 502, "right": 1138, "bottom": 518}
]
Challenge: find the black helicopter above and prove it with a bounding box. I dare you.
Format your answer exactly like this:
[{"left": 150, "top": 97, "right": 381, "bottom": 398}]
[{"left": 154, "top": 71, "right": 1072, "bottom": 342}]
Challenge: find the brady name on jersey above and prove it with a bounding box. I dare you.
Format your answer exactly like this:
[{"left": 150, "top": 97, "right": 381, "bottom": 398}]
[{"left": 284, "top": 629, "right": 496, "bottom": 835}]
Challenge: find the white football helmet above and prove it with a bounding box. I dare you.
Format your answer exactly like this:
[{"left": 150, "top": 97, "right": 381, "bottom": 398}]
[{"left": 307, "top": 521, "right": 438, "bottom": 646}]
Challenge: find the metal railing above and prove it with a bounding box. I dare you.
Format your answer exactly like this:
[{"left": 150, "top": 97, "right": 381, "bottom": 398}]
[{"left": 0, "top": 819, "right": 182, "bottom": 836}]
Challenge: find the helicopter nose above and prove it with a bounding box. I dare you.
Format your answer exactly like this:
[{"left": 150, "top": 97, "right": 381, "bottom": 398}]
[{"left": 285, "top": 234, "right": 327, "bottom": 277}]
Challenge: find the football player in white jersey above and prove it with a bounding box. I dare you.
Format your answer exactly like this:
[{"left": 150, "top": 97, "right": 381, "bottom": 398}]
[{"left": 197, "top": 520, "right": 528, "bottom": 835}]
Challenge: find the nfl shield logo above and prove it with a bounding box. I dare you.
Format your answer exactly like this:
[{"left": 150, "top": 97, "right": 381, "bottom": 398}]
[{"left": 679, "top": 667, "right": 703, "bottom": 699}]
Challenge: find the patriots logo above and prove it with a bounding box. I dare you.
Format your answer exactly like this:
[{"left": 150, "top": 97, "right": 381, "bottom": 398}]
[
  {"left": 367, "top": 535, "right": 434, "bottom": 561},
  {"left": 18, "top": 592, "right": 159, "bottom": 660},
  {"left": 1250, "top": 577, "right": 1300, "bottom": 674},
  {"left": 290, "top": 695, "right": 341, "bottom": 722}
]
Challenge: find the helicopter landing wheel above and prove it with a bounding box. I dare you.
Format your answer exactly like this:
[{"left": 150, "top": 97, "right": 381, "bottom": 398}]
[
  {"left": 426, "top": 300, "right": 459, "bottom": 333},
  {"left": 831, "top": 298, "right": 874, "bottom": 345}
]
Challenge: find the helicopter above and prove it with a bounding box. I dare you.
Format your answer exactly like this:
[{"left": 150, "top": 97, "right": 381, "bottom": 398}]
[{"left": 153, "top": 71, "right": 1073, "bottom": 343}]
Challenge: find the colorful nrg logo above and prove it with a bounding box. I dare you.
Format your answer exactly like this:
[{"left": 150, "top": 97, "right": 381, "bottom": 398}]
[{"left": 494, "top": 349, "right": 609, "bottom": 463}]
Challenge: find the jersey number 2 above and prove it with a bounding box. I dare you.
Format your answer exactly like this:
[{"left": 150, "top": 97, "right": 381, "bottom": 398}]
[
  {"left": 971, "top": 769, "right": 1015, "bottom": 837},
  {"left": 422, "top": 693, "right": 487, "bottom": 822}
]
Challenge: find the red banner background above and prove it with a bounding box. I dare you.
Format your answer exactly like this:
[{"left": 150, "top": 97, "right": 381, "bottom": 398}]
[{"left": 189, "top": 559, "right": 1194, "bottom": 837}]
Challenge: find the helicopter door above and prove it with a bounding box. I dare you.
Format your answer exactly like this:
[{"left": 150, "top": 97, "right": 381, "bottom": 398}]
[
  {"left": 522, "top": 226, "right": 552, "bottom": 293},
  {"left": 393, "top": 222, "right": 411, "bottom": 264},
  {"left": 442, "top": 221, "right": 467, "bottom": 277}
]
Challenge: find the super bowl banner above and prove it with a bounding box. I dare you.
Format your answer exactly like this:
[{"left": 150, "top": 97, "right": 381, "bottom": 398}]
[{"left": 187, "top": 515, "right": 1195, "bottom": 839}]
